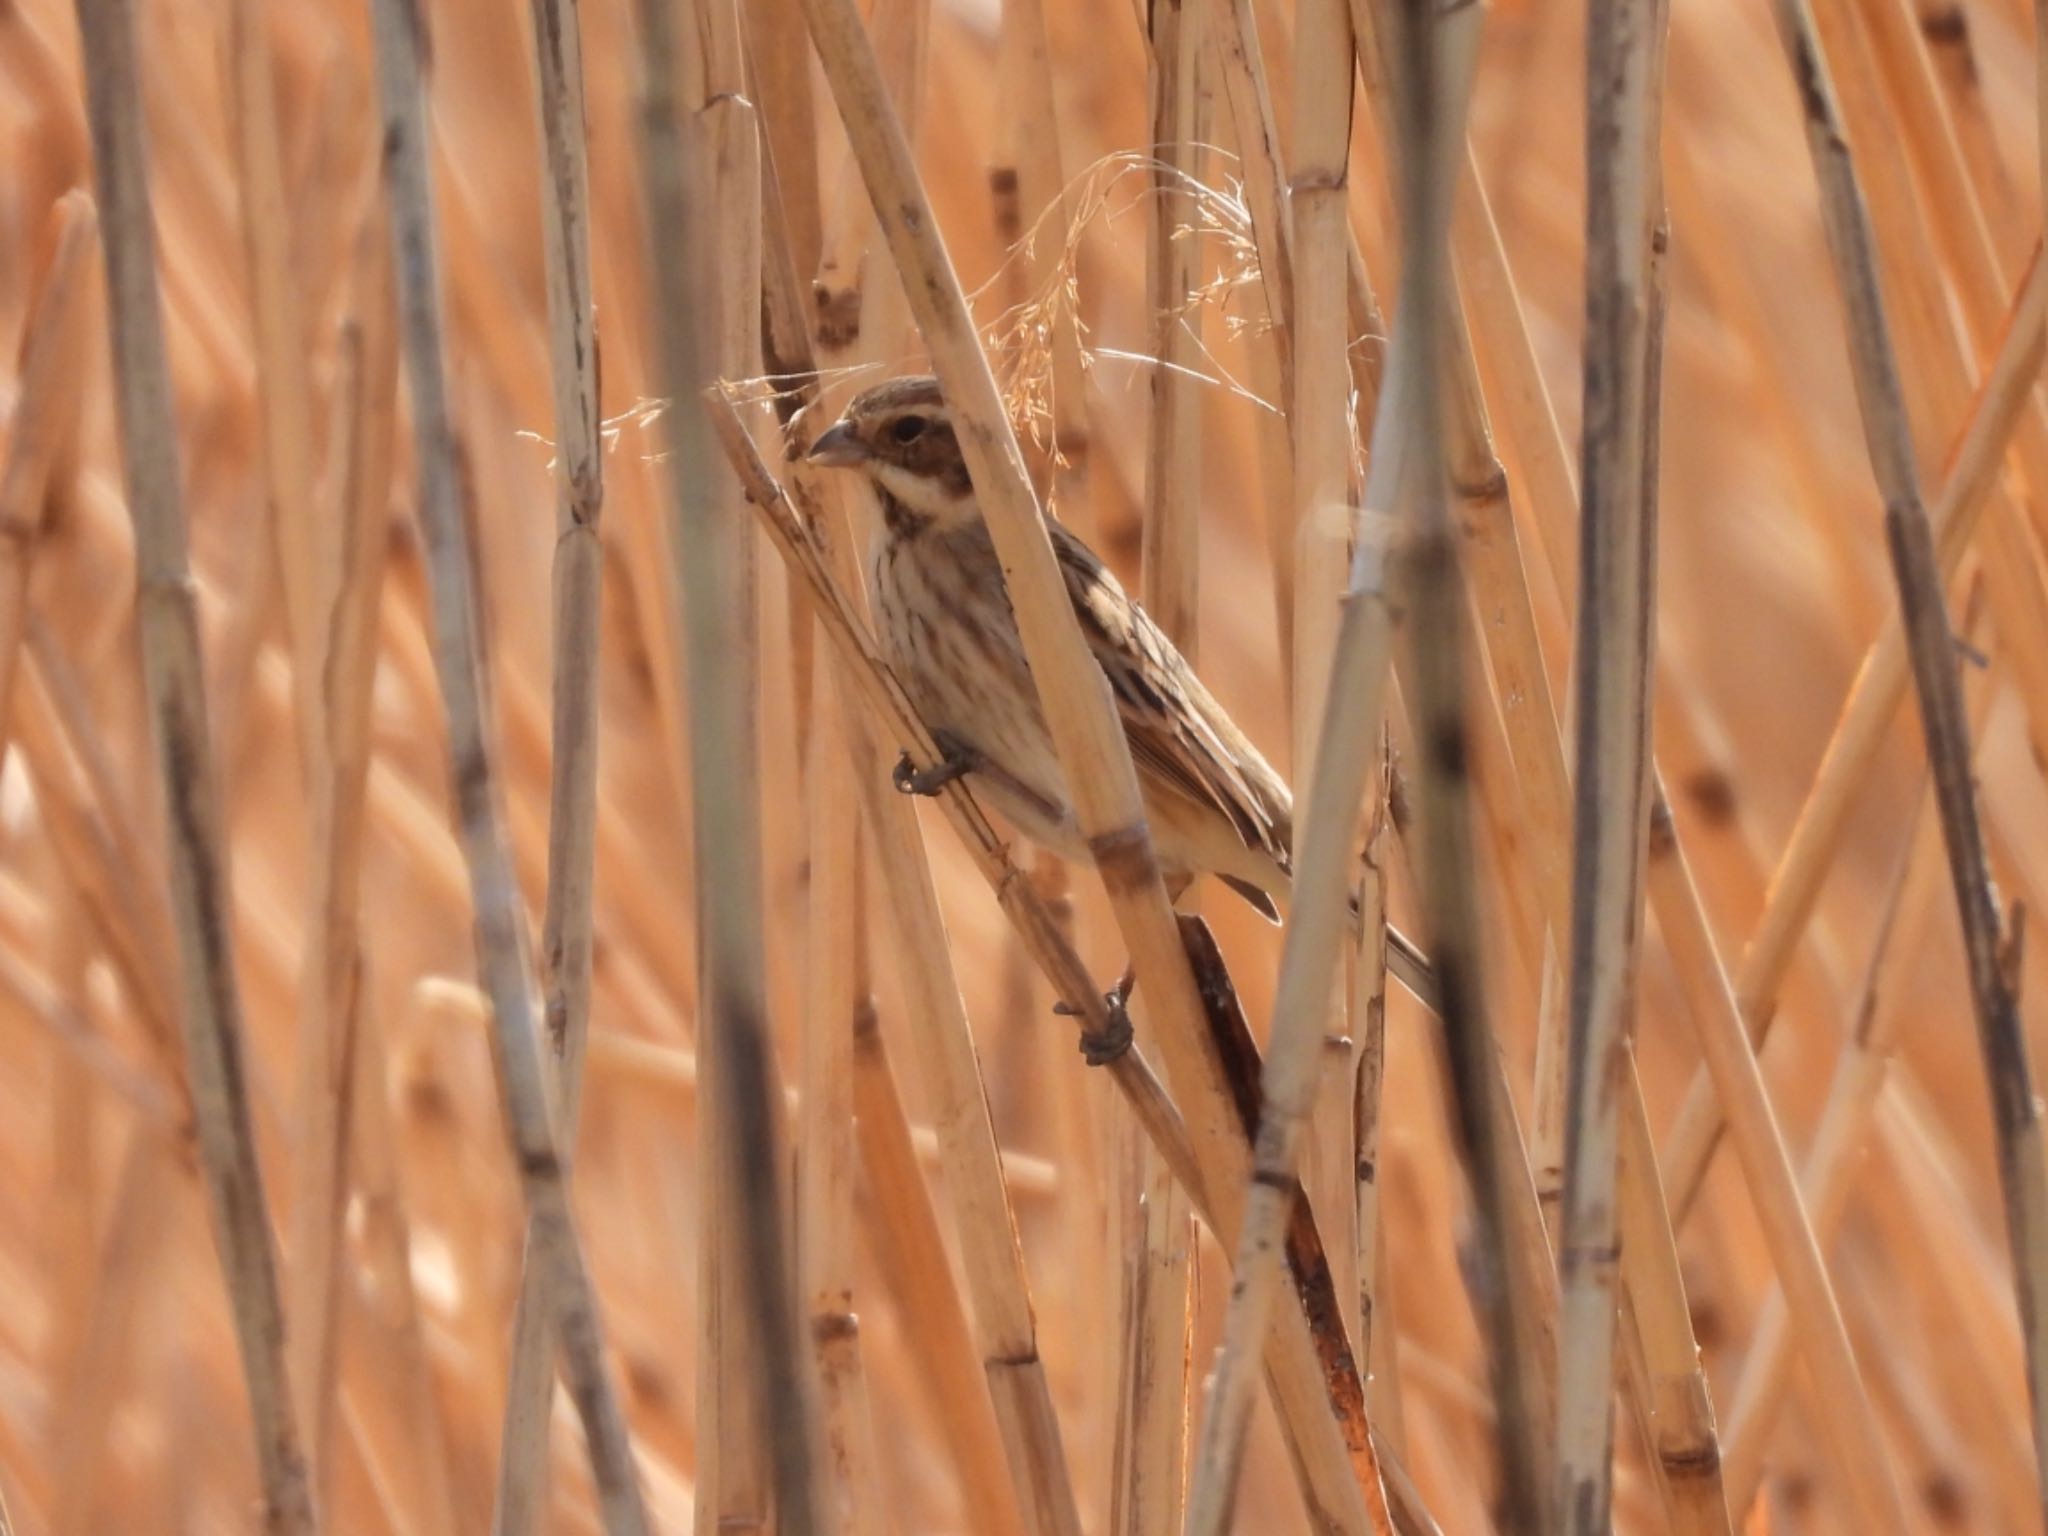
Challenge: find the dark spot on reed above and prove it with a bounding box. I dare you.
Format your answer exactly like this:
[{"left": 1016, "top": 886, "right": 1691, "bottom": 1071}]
[
  {"left": 1921, "top": 1471, "right": 1968, "bottom": 1526},
  {"left": 1683, "top": 766, "right": 1739, "bottom": 827}
]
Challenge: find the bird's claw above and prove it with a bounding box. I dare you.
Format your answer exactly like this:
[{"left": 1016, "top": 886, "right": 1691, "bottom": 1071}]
[
  {"left": 893, "top": 736, "right": 977, "bottom": 797},
  {"left": 1053, "top": 967, "right": 1137, "bottom": 1067}
]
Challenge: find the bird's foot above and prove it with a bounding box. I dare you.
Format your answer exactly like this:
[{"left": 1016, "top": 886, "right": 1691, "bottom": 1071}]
[
  {"left": 893, "top": 731, "right": 978, "bottom": 797},
  {"left": 1053, "top": 963, "right": 1137, "bottom": 1066}
]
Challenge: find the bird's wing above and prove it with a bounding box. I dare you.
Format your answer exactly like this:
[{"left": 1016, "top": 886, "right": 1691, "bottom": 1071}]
[{"left": 1049, "top": 521, "right": 1295, "bottom": 872}]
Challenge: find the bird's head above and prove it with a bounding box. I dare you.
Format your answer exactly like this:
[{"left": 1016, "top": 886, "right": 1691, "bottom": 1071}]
[{"left": 804, "top": 374, "right": 976, "bottom": 529}]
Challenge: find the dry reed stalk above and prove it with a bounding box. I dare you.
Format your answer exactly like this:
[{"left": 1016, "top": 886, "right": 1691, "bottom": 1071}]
[
  {"left": 1769, "top": 0, "right": 2048, "bottom": 1502},
  {"left": 281, "top": 218, "right": 400, "bottom": 1505},
  {"left": 846, "top": 994, "right": 1032, "bottom": 1536},
  {"left": 491, "top": 0, "right": 608, "bottom": 1522},
  {"left": 1610, "top": 1064, "right": 1729, "bottom": 1536},
  {"left": 1657, "top": 242, "right": 2048, "bottom": 1220},
  {"left": 0, "top": 191, "right": 96, "bottom": 777},
  {"left": 367, "top": 0, "right": 650, "bottom": 1526},
  {"left": 696, "top": 59, "right": 783, "bottom": 1528},
  {"left": 1555, "top": 2, "right": 1662, "bottom": 1529},
  {"left": 1350, "top": 30, "right": 1579, "bottom": 1493},
  {"left": 1107, "top": 1136, "right": 1193, "bottom": 1536},
  {"left": 799, "top": 661, "right": 886, "bottom": 1536},
  {"left": 788, "top": 0, "right": 1388, "bottom": 1524},
  {"left": 637, "top": 2, "right": 821, "bottom": 1524},
  {"left": 74, "top": 0, "right": 316, "bottom": 1527},
  {"left": 747, "top": 0, "right": 822, "bottom": 290},
  {"left": 1289, "top": 0, "right": 1360, "bottom": 1331},
  {"left": 1371, "top": 5, "right": 1556, "bottom": 1529},
  {"left": 1114, "top": 0, "right": 1207, "bottom": 1520}
]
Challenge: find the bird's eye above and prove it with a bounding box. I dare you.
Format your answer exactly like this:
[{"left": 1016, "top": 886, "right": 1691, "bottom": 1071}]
[{"left": 891, "top": 416, "right": 928, "bottom": 444}]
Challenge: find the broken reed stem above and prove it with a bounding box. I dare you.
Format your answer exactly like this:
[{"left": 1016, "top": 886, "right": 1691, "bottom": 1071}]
[
  {"left": 492, "top": 0, "right": 606, "bottom": 1522},
  {"left": 1764, "top": 3, "right": 2047, "bottom": 1518},
  {"left": 1556, "top": 2, "right": 1661, "bottom": 1531},
  {"left": 73, "top": 1, "right": 317, "bottom": 1529},
  {"left": 0, "top": 191, "right": 96, "bottom": 781},
  {"left": 789, "top": 0, "right": 1385, "bottom": 1523},
  {"left": 1660, "top": 243, "right": 2048, "bottom": 1220},
  {"left": 366, "top": 0, "right": 650, "bottom": 1528}
]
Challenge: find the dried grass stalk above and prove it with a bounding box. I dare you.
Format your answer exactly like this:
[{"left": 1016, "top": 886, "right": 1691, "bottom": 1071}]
[{"left": 74, "top": 0, "right": 316, "bottom": 1527}]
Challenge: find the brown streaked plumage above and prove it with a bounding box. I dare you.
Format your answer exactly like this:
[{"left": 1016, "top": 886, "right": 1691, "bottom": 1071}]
[{"left": 806, "top": 374, "right": 1297, "bottom": 923}]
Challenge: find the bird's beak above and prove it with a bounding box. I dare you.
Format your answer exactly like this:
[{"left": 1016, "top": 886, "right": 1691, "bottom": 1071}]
[{"left": 806, "top": 421, "right": 871, "bottom": 468}]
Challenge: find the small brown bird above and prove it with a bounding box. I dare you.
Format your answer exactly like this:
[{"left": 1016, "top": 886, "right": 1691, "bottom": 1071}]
[{"left": 805, "top": 374, "right": 1297, "bottom": 924}]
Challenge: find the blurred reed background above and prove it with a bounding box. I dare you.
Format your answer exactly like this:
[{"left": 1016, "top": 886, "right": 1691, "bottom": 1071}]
[{"left": 0, "top": 0, "right": 2045, "bottom": 1530}]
